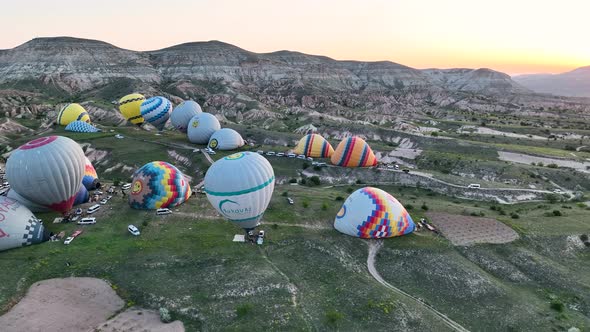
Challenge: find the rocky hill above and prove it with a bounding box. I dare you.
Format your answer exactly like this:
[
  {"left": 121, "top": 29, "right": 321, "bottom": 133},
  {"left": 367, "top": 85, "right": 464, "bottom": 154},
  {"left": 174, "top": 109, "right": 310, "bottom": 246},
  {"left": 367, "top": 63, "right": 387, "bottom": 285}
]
[{"left": 513, "top": 66, "right": 590, "bottom": 97}]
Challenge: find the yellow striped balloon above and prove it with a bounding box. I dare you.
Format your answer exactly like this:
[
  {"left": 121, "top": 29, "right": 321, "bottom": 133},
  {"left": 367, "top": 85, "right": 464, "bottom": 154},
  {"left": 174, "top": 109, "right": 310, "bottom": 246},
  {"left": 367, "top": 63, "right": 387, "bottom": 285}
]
[
  {"left": 57, "top": 103, "right": 90, "bottom": 126},
  {"left": 293, "top": 134, "right": 334, "bottom": 158},
  {"left": 119, "top": 93, "right": 146, "bottom": 125}
]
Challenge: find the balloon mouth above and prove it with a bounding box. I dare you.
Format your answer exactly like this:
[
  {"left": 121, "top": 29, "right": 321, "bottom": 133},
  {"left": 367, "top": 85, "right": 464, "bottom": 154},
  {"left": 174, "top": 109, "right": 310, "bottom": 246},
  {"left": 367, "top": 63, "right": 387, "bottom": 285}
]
[{"left": 94, "top": 181, "right": 102, "bottom": 189}]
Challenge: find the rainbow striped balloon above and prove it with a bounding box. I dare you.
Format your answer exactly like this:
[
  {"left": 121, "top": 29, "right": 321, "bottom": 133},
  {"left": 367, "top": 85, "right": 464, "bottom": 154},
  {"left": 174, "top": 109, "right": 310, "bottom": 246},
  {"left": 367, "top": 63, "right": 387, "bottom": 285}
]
[
  {"left": 293, "top": 134, "right": 334, "bottom": 158},
  {"left": 330, "top": 136, "right": 377, "bottom": 167},
  {"left": 334, "top": 187, "right": 415, "bottom": 239},
  {"left": 129, "top": 161, "right": 191, "bottom": 210},
  {"left": 82, "top": 157, "right": 101, "bottom": 190}
]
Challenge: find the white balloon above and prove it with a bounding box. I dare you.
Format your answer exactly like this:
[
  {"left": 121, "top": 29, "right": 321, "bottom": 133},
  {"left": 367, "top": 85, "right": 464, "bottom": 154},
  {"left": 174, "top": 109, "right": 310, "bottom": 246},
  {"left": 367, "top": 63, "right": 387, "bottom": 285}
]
[
  {"left": 187, "top": 113, "right": 221, "bottom": 144},
  {"left": 0, "top": 196, "right": 47, "bottom": 252},
  {"left": 208, "top": 128, "right": 244, "bottom": 150}
]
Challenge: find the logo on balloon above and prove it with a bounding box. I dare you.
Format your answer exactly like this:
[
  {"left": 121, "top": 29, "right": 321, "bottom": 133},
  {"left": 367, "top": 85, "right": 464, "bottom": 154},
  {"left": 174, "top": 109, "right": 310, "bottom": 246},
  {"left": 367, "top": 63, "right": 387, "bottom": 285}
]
[
  {"left": 219, "top": 199, "right": 252, "bottom": 217},
  {"left": 192, "top": 120, "right": 199, "bottom": 128},
  {"left": 224, "top": 152, "right": 245, "bottom": 161},
  {"left": 209, "top": 139, "right": 218, "bottom": 149},
  {"left": 336, "top": 205, "right": 347, "bottom": 219},
  {"left": 131, "top": 180, "right": 143, "bottom": 195}
]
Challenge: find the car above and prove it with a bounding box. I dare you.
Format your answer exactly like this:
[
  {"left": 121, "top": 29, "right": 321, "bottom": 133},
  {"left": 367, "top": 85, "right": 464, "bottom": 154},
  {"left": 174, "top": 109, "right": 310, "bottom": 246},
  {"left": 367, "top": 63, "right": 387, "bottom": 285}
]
[
  {"left": 287, "top": 153, "right": 296, "bottom": 158},
  {"left": 387, "top": 164, "right": 394, "bottom": 168},
  {"left": 106, "top": 195, "right": 113, "bottom": 200},
  {"left": 64, "top": 237, "right": 75, "bottom": 245},
  {"left": 553, "top": 188, "right": 564, "bottom": 194},
  {"left": 115, "top": 134, "right": 124, "bottom": 139},
  {"left": 75, "top": 208, "right": 83, "bottom": 215},
  {"left": 156, "top": 208, "right": 172, "bottom": 215},
  {"left": 467, "top": 184, "right": 481, "bottom": 189},
  {"left": 402, "top": 169, "right": 410, "bottom": 173},
  {"left": 121, "top": 183, "right": 132, "bottom": 190},
  {"left": 266, "top": 151, "right": 276, "bottom": 156},
  {"left": 277, "top": 152, "right": 285, "bottom": 157},
  {"left": 2, "top": 181, "right": 8, "bottom": 186},
  {"left": 128, "top": 225, "right": 140, "bottom": 236},
  {"left": 87, "top": 204, "right": 101, "bottom": 214},
  {"left": 207, "top": 150, "right": 216, "bottom": 155},
  {"left": 312, "top": 161, "right": 319, "bottom": 166},
  {"left": 95, "top": 190, "right": 103, "bottom": 195},
  {"left": 193, "top": 149, "right": 200, "bottom": 153},
  {"left": 258, "top": 230, "right": 265, "bottom": 238},
  {"left": 257, "top": 150, "right": 264, "bottom": 154},
  {"left": 317, "top": 162, "right": 327, "bottom": 167},
  {"left": 297, "top": 155, "right": 306, "bottom": 159},
  {"left": 394, "top": 164, "right": 400, "bottom": 170},
  {"left": 287, "top": 197, "right": 294, "bottom": 205},
  {"left": 100, "top": 198, "right": 108, "bottom": 205},
  {"left": 78, "top": 217, "right": 96, "bottom": 225},
  {"left": 306, "top": 157, "right": 313, "bottom": 162}
]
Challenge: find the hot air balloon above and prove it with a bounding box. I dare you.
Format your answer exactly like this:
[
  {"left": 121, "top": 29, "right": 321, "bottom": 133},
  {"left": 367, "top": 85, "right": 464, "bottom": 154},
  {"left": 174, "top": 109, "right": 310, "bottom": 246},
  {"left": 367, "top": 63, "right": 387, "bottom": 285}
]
[
  {"left": 65, "top": 120, "right": 100, "bottom": 133},
  {"left": 119, "top": 93, "right": 146, "bottom": 125},
  {"left": 82, "top": 157, "right": 101, "bottom": 190},
  {"left": 6, "top": 136, "right": 86, "bottom": 214},
  {"left": 331, "top": 136, "right": 378, "bottom": 167},
  {"left": 187, "top": 113, "right": 221, "bottom": 144},
  {"left": 208, "top": 128, "right": 244, "bottom": 150},
  {"left": 334, "top": 187, "right": 415, "bottom": 239},
  {"left": 57, "top": 103, "right": 90, "bottom": 126},
  {"left": 73, "top": 185, "right": 90, "bottom": 206},
  {"left": 294, "top": 134, "right": 334, "bottom": 158},
  {"left": 0, "top": 196, "right": 49, "bottom": 252},
  {"left": 170, "top": 100, "right": 202, "bottom": 133},
  {"left": 128, "top": 161, "right": 191, "bottom": 210},
  {"left": 204, "top": 152, "right": 275, "bottom": 231},
  {"left": 7, "top": 189, "right": 51, "bottom": 213},
  {"left": 140, "top": 96, "right": 172, "bottom": 131}
]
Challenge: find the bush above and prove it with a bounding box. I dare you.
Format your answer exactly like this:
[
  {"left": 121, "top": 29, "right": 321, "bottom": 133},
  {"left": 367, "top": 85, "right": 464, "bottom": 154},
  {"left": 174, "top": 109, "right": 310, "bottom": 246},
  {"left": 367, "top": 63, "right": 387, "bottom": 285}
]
[
  {"left": 335, "top": 196, "right": 344, "bottom": 201},
  {"left": 545, "top": 193, "right": 560, "bottom": 203},
  {"left": 313, "top": 165, "right": 322, "bottom": 171},
  {"left": 550, "top": 301, "right": 564, "bottom": 312},
  {"left": 510, "top": 212, "right": 520, "bottom": 219},
  {"left": 325, "top": 310, "right": 344, "bottom": 325},
  {"left": 547, "top": 163, "right": 558, "bottom": 168},
  {"left": 113, "top": 179, "right": 121, "bottom": 186},
  {"left": 302, "top": 201, "right": 309, "bottom": 208},
  {"left": 552, "top": 210, "right": 562, "bottom": 216},
  {"left": 289, "top": 178, "right": 297, "bottom": 184},
  {"left": 579, "top": 234, "right": 588, "bottom": 242},
  {"left": 142, "top": 220, "right": 148, "bottom": 227},
  {"left": 346, "top": 187, "right": 354, "bottom": 193},
  {"left": 421, "top": 203, "right": 429, "bottom": 211},
  {"left": 159, "top": 308, "right": 172, "bottom": 323},
  {"left": 355, "top": 179, "right": 364, "bottom": 184},
  {"left": 431, "top": 131, "right": 439, "bottom": 137},
  {"left": 405, "top": 204, "right": 414, "bottom": 210},
  {"left": 236, "top": 303, "right": 254, "bottom": 318},
  {"left": 321, "top": 202, "right": 328, "bottom": 210},
  {"left": 309, "top": 176, "right": 321, "bottom": 186},
  {"left": 281, "top": 191, "right": 288, "bottom": 197},
  {"left": 299, "top": 178, "right": 307, "bottom": 185},
  {"left": 302, "top": 162, "right": 309, "bottom": 169}
]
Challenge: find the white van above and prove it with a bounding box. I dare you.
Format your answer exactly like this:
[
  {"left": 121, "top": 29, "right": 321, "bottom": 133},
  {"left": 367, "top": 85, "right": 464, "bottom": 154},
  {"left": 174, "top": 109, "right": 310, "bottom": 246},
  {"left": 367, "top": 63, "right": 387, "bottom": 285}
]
[
  {"left": 121, "top": 183, "right": 131, "bottom": 190},
  {"left": 77, "top": 217, "right": 96, "bottom": 225},
  {"left": 467, "top": 184, "right": 481, "bottom": 189},
  {"left": 87, "top": 204, "right": 101, "bottom": 214},
  {"left": 156, "top": 208, "right": 172, "bottom": 215}
]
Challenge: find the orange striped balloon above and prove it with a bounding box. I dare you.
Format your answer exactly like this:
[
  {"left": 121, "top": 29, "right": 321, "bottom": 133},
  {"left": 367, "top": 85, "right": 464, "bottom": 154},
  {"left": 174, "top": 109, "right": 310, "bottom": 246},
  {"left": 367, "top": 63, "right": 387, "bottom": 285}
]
[{"left": 330, "top": 136, "right": 377, "bottom": 167}]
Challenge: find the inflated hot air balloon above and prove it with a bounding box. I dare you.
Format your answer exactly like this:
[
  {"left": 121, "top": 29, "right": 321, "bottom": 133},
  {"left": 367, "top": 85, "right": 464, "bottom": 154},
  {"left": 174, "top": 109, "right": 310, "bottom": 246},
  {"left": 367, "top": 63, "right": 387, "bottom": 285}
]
[
  {"left": 334, "top": 187, "right": 415, "bottom": 239},
  {"left": 208, "top": 128, "right": 244, "bottom": 150},
  {"left": 0, "top": 196, "right": 49, "bottom": 252},
  {"left": 294, "top": 134, "right": 334, "bottom": 158},
  {"left": 57, "top": 103, "right": 90, "bottom": 126},
  {"left": 73, "top": 185, "right": 90, "bottom": 206},
  {"left": 6, "top": 136, "right": 86, "bottom": 214},
  {"left": 119, "top": 93, "right": 146, "bottom": 125},
  {"left": 7, "top": 189, "right": 51, "bottom": 213},
  {"left": 187, "top": 113, "right": 221, "bottom": 144},
  {"left": 82, "top": 157, "right": 101, "bottom": 190},
  {"left": 331, "top": 136, "right": 378, "bottom": 167},
  {"left": 128, "top": 161, "right": 191, "bottom": 210},
  {"left": 171, "top": 100, "right": 202, "bottom": 133},
  {"left": 204, "top": 152, "right": 275, "bottom": 231},
  {"left": 140, "top": 96, "right": 172, "bottom": 131},
  {"left": 65, "top": 120, "right": 100, "bottom": 133}
]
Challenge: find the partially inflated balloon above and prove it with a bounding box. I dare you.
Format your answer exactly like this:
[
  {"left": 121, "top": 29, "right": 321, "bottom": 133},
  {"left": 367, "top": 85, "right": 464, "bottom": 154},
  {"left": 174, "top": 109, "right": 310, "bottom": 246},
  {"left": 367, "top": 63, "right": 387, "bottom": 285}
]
[
  {"left": 129, "top": 161, "right": 191, "bottom": 210},
  {"left": 82, "top": 157, "right": 101, "bottom": 190},
  {"left": 65, "top": 120, "right": 100, "bottom": 133},
  {"left": 294, "top": 134, "right": 334, "bottom": 158},
  {"left": 208, "top": 128, "right": 244, "bottom": 150},
  {"left": 331, "top": 136, "right": 377, "bottom": 167},
  {"left": 119, "top": 93, "right": 146, "bottom": 125},
  {"left": 170, "top": 100, "right": 202, "bottom": 133},
  {"left": 7, "top": 189, "right": 51, "bottom": 213},
  {"left": 204, "top": 152, "right": 275, "bottom": 231},
  {"left": 334, "top": 187, "right": 414, "bottom": 239},
  {"left": 187, "top": 113, "right": 221, "bottom": 144},
  {"left": 0, "top": 196, "right": 48, "bottom": 252},
  {"left": 57, "top": 103, "right": 90, "bottom": 126},
  {"left": 6, "top": 136, "right": 85, "bottom": 214},
  {"left": 73, "top": 185, "right": 90, "bottom": 206},
  {"left": 140, "top": 96, "right": 172, "bottom": 131}
]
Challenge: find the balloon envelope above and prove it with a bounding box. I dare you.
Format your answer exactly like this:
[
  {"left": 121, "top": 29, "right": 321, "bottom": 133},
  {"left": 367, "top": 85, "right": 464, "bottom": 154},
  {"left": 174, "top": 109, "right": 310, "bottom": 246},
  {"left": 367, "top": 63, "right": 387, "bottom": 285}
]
[
  {"left": 6, "top": 136, "right": 86, "bottom": 214},
  {"left": 57, "top": 103, "right": 90, "bottom": 126},
  {"left": 0, "top": 196, "right": 48, "bottom": 252},
  {"left": 187, "top": 113, "right": 221, "bottom": 144},
  {"left": 331, "top": 136, "right": 377, "bottom": 167},
  {"left": 334, "top": 187, "right": 415, "bottom": 238},
  {"left": 208, "top": 128, "right": 244, "bottom": 150},
  {"left": 73, "top": 185, "right": 90, "bottom": 206},
  {"left": 129, "top": 161, "right": 191, "bottom": 209},
  {"left": 82, "top": 157, "right": 101, "bottom": 190},
  {"left": 7, "top": 189, "right": 51, "bottom": 213},
  {"left": 170, "top": 100, "right": 202, "bottom": 133},
  {"left": 65, "top": 120, "right": 100, "bottom": 133},
  {"left": 119, "top": 93, "right": 146, "bottom": 125},
  {"left": 294, "top": 134, "right": 334, "bottom": 158},
  {"left": 204, "top": 152, "right": 275, "bottom": 231},
  {"left": 140, "top": 96, "right": 172, "bottom": 131}
]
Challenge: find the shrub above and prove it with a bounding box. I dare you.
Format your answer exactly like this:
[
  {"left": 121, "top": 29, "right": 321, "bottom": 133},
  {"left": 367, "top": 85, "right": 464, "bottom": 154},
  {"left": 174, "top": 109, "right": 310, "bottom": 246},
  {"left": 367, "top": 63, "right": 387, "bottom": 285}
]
[
  {"left": 302, "top": 201, "right": 309, "bottom": 208},
  {"left": 579, "top": 234, "right": 588, "bottom": 242},
  {"left": 479, "top": 211, "right": 485, "bottom": 217},
  {"left": 356, "top": 179, "right": 364, "bottom": 184},
  {"left": 405, "top": 204, "right": 414, "bottom": 210},
  {"left": 302, "top": 162, "right": 309, "bottom": 169},
  {"left": 113, "top": 179, "right": 121, "bottom": 186},
  {"left": 313, "top": 165, "right": 322, "bottom": 171},
  {"left": 335, "top": 196, "right": 344, "bottom": 201},
  {"left": 421, "top": 203, "right": 429, "bottom": 211},
  {"left": 346, "top": 187, "right": 354, "bottom": 193},
  {"left": 309, "top": 176, "right": 321, "bottom": 186},
  {"left": 142, "top": 220, "right": 148, "bottom": 227},
  {"left": 547, "top": 163, "right": 558, "bottom": 168},
  {"left": 552, "top": 210, "right": 562, "bottom": 216},
  {"left": 321, "top": 202, "right": 328, "bottom": 210},
  {"left": 289, "top": 178, "right": 297, "bottom": 184},
  {"left": 550, "top": 301, "right": 564, "bottom": 312},
  {"left": 431, "top": 131, "right": 439, "bottom": 137},
  {"left": 510, "top": 212, "right": 520, "bottom": 219},
  {"left": 159, "top": 308, "right": 172, "bottom": 323},
  {"left": 236, "top": 303, "right": 254, "bottom": 318},
  {"left": 325, "top": 310, "right": 344, "bottom": 325},
  {"left": 470, "top": 212, "right": 479, "bottom": 216},
  {"left": 281, "top": 191, "right": 288, "bottom": 197},
  {"left": 545, "top": 193, "right": 560, "bottom": 203},
  {"left": 271, "top": 223, "right": 278, "bottom": 229},
  {"left": 299, "top": 178, "right": 307, "bottom": 185}
]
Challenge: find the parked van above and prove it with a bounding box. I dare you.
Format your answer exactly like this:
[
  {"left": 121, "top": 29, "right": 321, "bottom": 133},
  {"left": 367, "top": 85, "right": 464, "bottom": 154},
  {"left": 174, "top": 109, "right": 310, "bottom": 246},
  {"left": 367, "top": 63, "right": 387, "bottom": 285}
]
[
  {"left": 121, "top": 183, "right": 131, "bottom": 190},
  {"left": 467, "top": 184, "right": 481, "bottom": 189},
  {"left": 156, "top": 208, "right": 172, "bottom": 215},
  {"left": 87, "top": 204, "right": 101, "bottom": 214},
  {"left": 77, "top": 217, "right": 96, "bottom": 225}
]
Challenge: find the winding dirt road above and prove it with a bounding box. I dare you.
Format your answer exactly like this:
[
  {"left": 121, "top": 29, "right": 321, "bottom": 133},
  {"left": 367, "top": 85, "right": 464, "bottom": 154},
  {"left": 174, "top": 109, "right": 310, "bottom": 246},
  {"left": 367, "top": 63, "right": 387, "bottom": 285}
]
[{"left": 367, "top": 240, "right": 470, "bottom": 332}]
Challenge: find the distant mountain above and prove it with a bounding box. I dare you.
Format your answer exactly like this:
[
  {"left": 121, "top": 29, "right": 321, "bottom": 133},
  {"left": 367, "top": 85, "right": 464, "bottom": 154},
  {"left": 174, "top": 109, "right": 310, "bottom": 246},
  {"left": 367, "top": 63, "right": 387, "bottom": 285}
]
[
  {"left": 423, "top": 68, "right": 530, "bottom": 95},
  {"left": 513, "top": 66, "right": 590, "bottom": 97}
]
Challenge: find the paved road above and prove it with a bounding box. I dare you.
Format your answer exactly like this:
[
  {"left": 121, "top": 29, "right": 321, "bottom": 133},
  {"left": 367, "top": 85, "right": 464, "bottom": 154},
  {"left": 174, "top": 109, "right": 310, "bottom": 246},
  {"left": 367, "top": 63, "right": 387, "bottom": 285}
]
[{"left": 367, "top": 240, "right": 470, "bottom": 332}]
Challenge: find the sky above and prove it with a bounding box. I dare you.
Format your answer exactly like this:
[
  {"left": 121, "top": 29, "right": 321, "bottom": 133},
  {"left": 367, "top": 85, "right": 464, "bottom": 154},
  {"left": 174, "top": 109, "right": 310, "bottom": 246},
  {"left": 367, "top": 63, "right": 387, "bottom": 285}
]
[{"left": 1, "top": 0, "right": 589, "bottom": 75}]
